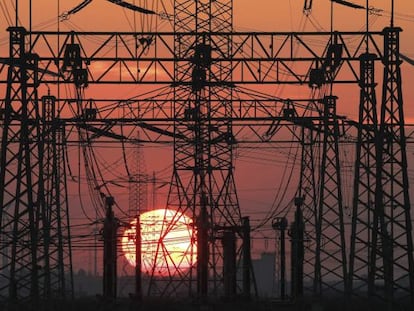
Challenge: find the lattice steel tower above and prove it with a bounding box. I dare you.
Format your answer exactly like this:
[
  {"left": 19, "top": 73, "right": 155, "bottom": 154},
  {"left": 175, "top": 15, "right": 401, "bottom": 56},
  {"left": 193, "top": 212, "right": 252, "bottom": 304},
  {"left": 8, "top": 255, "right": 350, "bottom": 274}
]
[
  {"left": 315, "top": 95, "right": 347, "bottom": 296},
  {"left": 147, "top": 0, "right": 242, "bottom": 297},
  {"left": 0, "top": 27, "right": 73, "bottom": 309},
  {"left": 297, "top": 123, "right": 318, "bottom": 297},
  {"left": 349, "top": 52, "right": 379, "bottom": 299},
  {"left": 349, "top": 25, "right": 414, "bottom": 309},
  {"left": 2, "top": 1, "right": 414, "bottom": 308},
  {"left": 372, "top": 26, "right": 414, "bottom": 307}
]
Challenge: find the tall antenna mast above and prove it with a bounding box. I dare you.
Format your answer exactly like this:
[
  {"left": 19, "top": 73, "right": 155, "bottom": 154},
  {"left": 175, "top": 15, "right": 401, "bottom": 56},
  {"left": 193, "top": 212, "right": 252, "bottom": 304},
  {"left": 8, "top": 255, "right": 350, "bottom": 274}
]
[
  {"left": 391, "top": 0, "right": 394, "bottom": 27},
  {"left": 15, "top": 0, "right": 18, "bottom": 26},
  {"left": 365, "top": 0, "right": 369, "bottom": 51},
  {"left": 29, "top": 0, "right": 32, "bottom": 45}
]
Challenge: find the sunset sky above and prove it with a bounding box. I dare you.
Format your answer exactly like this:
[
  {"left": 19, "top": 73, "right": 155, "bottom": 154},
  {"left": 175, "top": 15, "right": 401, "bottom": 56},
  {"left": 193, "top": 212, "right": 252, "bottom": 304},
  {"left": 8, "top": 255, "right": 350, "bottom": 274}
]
[
  {"left": 1, "top": 0, "right": 414, "bottom": 274},
  {"left": 1, "top": 1, "right": 412, "bottom": 114}
]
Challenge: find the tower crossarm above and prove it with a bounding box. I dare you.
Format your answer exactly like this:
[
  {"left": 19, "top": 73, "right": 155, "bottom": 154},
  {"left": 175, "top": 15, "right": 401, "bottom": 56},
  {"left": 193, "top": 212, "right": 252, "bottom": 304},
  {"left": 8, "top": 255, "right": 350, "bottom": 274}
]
[{"left": 0, "top": 31, "right": 383, "bottom": 85}]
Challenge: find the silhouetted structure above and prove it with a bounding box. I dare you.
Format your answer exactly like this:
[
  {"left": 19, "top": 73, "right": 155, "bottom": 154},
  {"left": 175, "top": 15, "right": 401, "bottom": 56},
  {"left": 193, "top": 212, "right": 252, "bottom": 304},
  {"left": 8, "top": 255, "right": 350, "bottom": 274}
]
[{"left": 0, "top": 1, "right": 413, "bottom": 310}]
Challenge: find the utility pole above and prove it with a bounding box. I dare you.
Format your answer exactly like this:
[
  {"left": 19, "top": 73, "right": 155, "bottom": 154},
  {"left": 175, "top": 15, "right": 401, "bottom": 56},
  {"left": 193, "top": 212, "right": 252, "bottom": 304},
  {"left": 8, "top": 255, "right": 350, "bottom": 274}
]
[
  {"left": 197, "top": 196, "right": 209, "bottom": 299},
  {"left": 272, "top": 217, "right": 288, "bottom": 300},
  {"left": 222, "top": 230, "right": 237, "bottom": 300},
  {"left": 103, "top": 196, "right": 118, "bottom": 300},
  {"left": 242, "top": 217, "right": 252, "bottom": 300},
  {"left": 291, "top": 197, "right": 304, "bottom": 301},
  {"left": 135, "top": 215, "right": 142, "bottom": 301}
]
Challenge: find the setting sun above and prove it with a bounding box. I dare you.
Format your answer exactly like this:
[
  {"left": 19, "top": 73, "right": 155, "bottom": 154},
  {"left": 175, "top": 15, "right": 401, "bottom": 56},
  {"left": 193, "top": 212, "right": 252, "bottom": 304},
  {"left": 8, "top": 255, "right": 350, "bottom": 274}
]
[{"left": 121, "top": 209, "right": 196, "bottom": 277}]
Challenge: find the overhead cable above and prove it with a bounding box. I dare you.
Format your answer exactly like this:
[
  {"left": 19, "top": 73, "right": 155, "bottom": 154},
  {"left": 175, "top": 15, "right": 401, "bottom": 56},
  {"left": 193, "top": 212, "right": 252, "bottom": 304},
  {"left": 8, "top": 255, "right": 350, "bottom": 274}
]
[
  {"left": 68, "top": 0, "right": 92, "bottom": 15},
  {"left": 331, "top": 0, "right": 364, "bottom": 10},
  {"left": 400, "top": 53, "right": 414, "bottom": 66},
  {"left": 60, "top": 0, "right": 92, "bottom": 20},
  {"left": 107, "top": 0, "right": 155, "bottom": 15}
]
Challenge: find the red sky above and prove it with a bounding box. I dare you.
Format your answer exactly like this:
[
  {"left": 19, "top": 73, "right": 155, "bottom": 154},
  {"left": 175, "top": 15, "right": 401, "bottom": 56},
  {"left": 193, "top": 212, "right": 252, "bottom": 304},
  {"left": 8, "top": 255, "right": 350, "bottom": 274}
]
[
  {"left": 1, "top": 0, "right": 414, "bottom": 273},
  {"left": 2, "top": 0, "right": 412, "bottom": 115}
]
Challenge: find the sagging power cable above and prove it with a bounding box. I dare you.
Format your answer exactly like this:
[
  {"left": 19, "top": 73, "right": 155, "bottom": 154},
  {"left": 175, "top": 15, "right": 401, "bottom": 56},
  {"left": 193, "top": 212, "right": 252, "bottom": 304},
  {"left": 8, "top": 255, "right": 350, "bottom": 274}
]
[
  {"left": 60, "top": 0, "right": 155, "bottom": 21},
  {"left": 107, "top": 0, "right": 155, "bottom": 15},
  {"left": 60, "top": 0, "right": 92, "bottom": 20}
]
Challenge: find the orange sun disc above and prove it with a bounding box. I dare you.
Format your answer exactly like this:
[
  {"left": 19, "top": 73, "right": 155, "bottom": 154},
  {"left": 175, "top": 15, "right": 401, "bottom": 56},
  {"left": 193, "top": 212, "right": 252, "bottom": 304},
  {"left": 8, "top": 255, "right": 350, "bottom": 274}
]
[{"left": 121, "top": 209, "right": 196, "bottom": 276}]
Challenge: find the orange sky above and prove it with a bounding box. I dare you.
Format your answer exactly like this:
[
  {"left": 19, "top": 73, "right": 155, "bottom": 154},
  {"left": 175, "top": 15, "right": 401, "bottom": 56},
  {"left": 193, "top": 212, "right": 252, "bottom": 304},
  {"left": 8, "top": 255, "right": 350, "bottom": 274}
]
[
  {"left": 1, "top": 0, "right": 414, "bottom": 272},
  {"left": 2, "top": 0, "right": 413, "bottom": 116},
  {"left": 2, "top": 1, "right": 413, "bottom": 35}
]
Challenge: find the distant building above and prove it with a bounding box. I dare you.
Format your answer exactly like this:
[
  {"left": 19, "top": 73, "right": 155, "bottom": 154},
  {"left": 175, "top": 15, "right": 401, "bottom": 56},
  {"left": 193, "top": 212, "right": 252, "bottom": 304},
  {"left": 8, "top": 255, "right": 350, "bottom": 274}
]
[
  {"left": 74, "top": 252, "right": 279, "bottom": 298},
  {"left": 73, "top": 269, "right": 102, "bottom": 297},
  {"left": 252, "top": 252, "right": 276, "bottom": 297}
]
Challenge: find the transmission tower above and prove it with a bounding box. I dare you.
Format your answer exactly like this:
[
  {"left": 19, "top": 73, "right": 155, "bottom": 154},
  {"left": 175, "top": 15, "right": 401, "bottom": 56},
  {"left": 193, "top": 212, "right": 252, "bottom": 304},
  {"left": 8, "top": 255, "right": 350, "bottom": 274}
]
[
  {"left": 0, "top": 27, "right": 73, "bottom": 309},
  {"left": 297, "top": 116, "right": 319, "bottom": 298},
  {"left": 128, "top": 134, "right": 148, "bottom": 216},
  {"left": 2, "top": 1, "right": 414, "bottom": 309},
  {"left": 298, "top": 34, "right": 350, "bottom": 298},
  {"left": 348, "top": 52, "right": 378, "bottom": 300},
  {"left": 40, "top": 94, "right": 73, "bottom": 301},
  {"left": 315, "top": 95, "right": 348, "bottom": 296},
  {"left": 0, "top": 27, "right": 42, "bottom": 307},
  {"left": 148, "top": 0, "right": 242, "bottom": 297},
  {"left": 370, "top": 26, "right": 414, "bottom": 308}
]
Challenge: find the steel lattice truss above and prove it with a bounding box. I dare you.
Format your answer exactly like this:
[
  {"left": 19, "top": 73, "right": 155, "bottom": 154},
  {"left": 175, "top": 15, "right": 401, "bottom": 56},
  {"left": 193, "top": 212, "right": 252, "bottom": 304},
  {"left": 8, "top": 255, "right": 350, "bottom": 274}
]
[
  {"left": 0, "top": 27, "right": 73, "bottom": 308},
  {"left": 0, "top": 31, "right": 384, "bottom": 86},
  {"left": 371, "top": 27, "right": 414, "bottom": 307},
  {"left": 39, "top": 95, "right": 73, "bottom": 300},
  {"left": 147, "top": 0, "right": 243, "bottom": 298},
  {"left": 315, "top": 95, "right": 348, "bottom": 295},
  {"left": 0, "top": 0, "right": 413, "bottom": 308},
  {"left": 349, "top": 53, "right": 379, "bottom": 298},
  {"left": 298, "top": 124, "right": 320, "bottom": 296}
]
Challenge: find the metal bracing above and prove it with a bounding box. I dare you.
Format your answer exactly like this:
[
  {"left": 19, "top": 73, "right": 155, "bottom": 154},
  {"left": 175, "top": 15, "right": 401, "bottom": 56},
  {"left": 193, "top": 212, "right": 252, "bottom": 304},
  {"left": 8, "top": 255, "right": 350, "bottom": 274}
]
[
  {"left": 0, "top": 27, "right": 43, "bottom": 307},
  {"left": 57, "top": 97, "right": 332, "bottom": 145},
  {"left": 0, "top": 27, "right": 73, "bottom": 309},
  {"left": 371, "top": 27, "right": 414, "bottom": 307},
  {"left": 315, "top": 96, "right": 348, "bottom": 296},
  {"left": 146, "top": 0, "right": 241, "bottom": 298},
  {"left": 40, "top": 95, "right": 73, "bottom": 301},
  {"left": 298, "top": 125, "right": 319, "bottom": 297},
  {"left": 0, "top": 31, "right": 383, "bottom": 85},
  {"left": 0, "top": 29, "right": 386, "bottom": 148},
  {"left": 128, "top": 133, "right": 148, "bottom": 216},
  {"left": 349, "top": 53, "right": 378, "bottom": 299},
  {"left": 1, "top": 3, "right": 413, "bottom": 306}
]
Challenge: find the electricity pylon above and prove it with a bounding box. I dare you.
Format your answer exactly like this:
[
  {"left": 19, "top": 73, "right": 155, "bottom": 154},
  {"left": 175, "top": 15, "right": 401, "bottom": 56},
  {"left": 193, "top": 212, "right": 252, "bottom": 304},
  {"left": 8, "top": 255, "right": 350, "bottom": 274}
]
[
  {"left": 371, "top": 27, "right": 414, "bottom": 308},
  {"left": 0, "top": 27, "right": 73, "bottom": 309},
  {"left": 349, "top": 52, "right": 379, "bottom": 300},
  {"left": 147, "top": 0, "right": 242, "bottom": 298},
  {"left": 0, "top": 1, "right": 413, "bottom": 307},
  {"left": 314, "top": 95, "right": 348, "bottom": 296}
]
